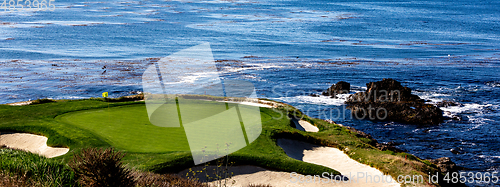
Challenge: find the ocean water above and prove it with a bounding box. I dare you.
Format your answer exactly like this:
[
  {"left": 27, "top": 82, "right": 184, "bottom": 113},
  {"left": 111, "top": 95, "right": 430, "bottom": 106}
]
[{"left": 1, "top": 0, "right": 499, "bottom": 186}]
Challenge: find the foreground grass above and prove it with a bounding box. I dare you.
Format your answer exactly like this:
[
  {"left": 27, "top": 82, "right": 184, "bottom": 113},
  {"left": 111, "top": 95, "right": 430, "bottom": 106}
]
[
  {"left": 0, "top": 98, "right": 445, "bottom": 186},
  {"left": 0, "top": 148, "right": 77, "bottom": 187}
]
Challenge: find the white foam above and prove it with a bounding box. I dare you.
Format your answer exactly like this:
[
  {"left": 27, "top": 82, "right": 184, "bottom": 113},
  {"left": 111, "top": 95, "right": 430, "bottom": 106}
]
[
  {"left": 486, "top": 82, "right": 500, "bottom": 87},
  {"left": 273, "top": 93, "right": 350, "bottom": 106},
  {"left": 415, "top": 92, "right": 451, "bottom": 104},
  {"left": 441, "top": 103, "right": 493, "bottom": 118}
]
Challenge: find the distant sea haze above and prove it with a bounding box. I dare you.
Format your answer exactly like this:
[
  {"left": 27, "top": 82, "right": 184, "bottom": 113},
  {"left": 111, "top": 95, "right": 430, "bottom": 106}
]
[{"left": 0, "top": 0, "right": 499, "bottom": 185}]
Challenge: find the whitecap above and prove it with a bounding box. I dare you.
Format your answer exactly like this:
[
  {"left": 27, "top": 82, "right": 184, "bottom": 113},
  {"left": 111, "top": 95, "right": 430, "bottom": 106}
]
[
  {"left": 485, "top": 81, "right": 500, "bottom": 88},
  {"left": 441, "top": 103, "right": 493, "bottom": 117},
  {"left": 272, "top": 93, "right": 351, "bottom": 106}
]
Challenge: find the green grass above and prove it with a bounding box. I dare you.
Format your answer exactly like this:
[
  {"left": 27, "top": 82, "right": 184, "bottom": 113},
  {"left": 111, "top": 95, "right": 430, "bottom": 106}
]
[
  {"left": 57, "top": 104, "right": 190, "bottom": 153},
  {"left": 0, "top": 148, "right": 77, "bottom": 187},
  {"left": 0, "top": 98, "right": 445, "bottom": 186}
]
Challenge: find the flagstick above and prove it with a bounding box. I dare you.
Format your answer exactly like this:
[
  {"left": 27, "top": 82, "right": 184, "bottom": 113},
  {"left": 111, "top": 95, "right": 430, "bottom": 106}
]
[{"left": 103, "top": 92, "right": 110, "bottom": 124}]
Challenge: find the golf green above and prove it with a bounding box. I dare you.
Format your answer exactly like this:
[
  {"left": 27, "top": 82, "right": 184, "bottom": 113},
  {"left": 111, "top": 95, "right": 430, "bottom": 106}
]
[{"left": 56, "top": 100, "right": 263, "bottom": 153}]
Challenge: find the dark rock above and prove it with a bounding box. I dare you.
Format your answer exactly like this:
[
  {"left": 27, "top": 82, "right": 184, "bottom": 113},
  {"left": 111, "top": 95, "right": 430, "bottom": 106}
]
[
  {"left": 429, "top": 157, "right": 468, "bottom": 187},
  {"left": 309, "top": 93, "right": 319, "bottom": 97},
  {"left": 443, "top": 111, "right": 464, "bottom": 121},
  {"left": 322, "top": 81, "right": 350, "bottom": 98},
  {"left": 436, "top": 100, "right": 463, "bottom": 107},
  {"left": 451, "top": 115, "right": 463, "bottom": 121},
  {"left": 323, "top": 119, "right": 335, "bottom": 124},
  {"left": 429, "top": 157, "right": 459, "bottom": 174},
  {"left": 386, "top": 141, "right": 400, "bottom": 146},
  {"left": 383, "top": 122, "right": 394, "bottom": 126},
  {"left": 450, "top": 148, "right": 464, "bottom": 154},
  {"left": 345, "top": 79, "right": 444, "bottom": 125},
  {"left": 347, "top": 78, "right": 420, "bottom": 103}
]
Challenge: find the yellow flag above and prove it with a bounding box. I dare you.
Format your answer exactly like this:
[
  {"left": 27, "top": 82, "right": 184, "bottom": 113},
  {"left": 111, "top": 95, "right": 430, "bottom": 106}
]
[{"left": 102, "top": 92, "right": 108, "bottom": 98}]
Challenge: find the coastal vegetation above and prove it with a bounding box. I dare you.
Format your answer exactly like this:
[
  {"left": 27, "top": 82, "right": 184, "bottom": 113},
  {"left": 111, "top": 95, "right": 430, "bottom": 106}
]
[{"left": 0, "top": 97, "right": 448, "bottom": 186}]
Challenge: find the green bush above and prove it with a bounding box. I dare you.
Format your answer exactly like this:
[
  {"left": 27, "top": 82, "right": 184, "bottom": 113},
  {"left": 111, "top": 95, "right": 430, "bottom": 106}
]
[{"left": 30, "top": 98, "right": 56, "bottom": 105}]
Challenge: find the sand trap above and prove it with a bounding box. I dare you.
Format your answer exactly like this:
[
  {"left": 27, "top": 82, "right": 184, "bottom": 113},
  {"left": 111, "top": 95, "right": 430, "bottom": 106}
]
[
  {"left": 277, "top": 139, "right": 400, "bottom": 187},
  {"left": 5, "top": 101, "right": 32, "bottom": 106},
  {"left": 257, "top": 100, "right": 280, "bottom": 108},
  {"left": 181, "top": 165, "right": 349, "bottom": 187},
  {"left": 292, "top": 118, "right": 319, "bottom": 132},
  {"left": 0, "top": 132, "right": 69, "bottom": 158},
  {"left": 184, "top": 139, "right": 400, "bottom": 187}
]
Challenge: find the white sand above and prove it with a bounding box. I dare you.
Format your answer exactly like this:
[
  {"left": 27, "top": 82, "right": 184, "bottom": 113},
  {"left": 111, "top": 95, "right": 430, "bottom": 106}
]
[
  {"left": 277, "top": 139, "right": 400, "bottom": 187},
  {"left": 181, "top": 165, "right": 353, "bottom": 187},
  {"left": 292, "top": 118, "right": 319, "bottom": 132},
  {"left": 257, "top": 100, "right": 281, "bottom": 108},
  {"left": 201, "top": 139, "right": 400, "bottom": 187},
  {"left": 5, "top": 101, "right": 32, "bottom": 106},
  {"left": 202, "top": 139, "right": 400, "bottom": 187},
  {"left": 0, "top": 132, "right": 69, "bottom": 158}
]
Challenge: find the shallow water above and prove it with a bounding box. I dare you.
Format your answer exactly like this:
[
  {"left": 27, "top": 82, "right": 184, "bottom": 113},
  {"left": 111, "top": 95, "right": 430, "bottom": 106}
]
[{"left": 1, "top": 0, "right": 500, "bottom": 186}]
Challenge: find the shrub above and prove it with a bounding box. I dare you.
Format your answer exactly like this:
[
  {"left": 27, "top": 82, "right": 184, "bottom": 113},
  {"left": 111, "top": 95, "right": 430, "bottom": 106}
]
[
  {"left": 103, "top": 94, "right": 144, "bottom": 102},
  {"left": 69, "top": 148, "right": 135, "bottom": 187},
  {"left": 30, "top": 98, "right": 55, "bottom": 105}
]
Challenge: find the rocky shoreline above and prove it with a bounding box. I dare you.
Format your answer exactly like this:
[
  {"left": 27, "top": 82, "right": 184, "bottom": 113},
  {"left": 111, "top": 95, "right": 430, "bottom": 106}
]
[
  {"left": 323, "top": 78, "right": 445, "bottom": 125},
  {"left": 315, "top": 78, "right": 464, "bottom": 183}
]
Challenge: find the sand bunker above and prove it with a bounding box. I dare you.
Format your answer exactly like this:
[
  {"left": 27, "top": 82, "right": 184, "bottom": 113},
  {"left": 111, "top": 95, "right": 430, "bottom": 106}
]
[
  {"left": 292, "top": 118, "right": 319, "bottom": 132},
  {"left": 5, "top": 101, "right": 32, "bottom": 106},
  {"left": 181, "top": 165, "right": 348, "bottom": 187},
  {"left": 0, "top": 132, "right": 69, "bottom": 158},
  {"left": 277, "top": 139, "right": 400, "bottom": 187},
  {"left": 190, "top": 139, "right": 400, "bottom": 187}
]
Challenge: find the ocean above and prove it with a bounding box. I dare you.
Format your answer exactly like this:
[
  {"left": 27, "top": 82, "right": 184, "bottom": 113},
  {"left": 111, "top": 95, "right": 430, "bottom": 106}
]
[{"left": 1, "top": 0, "right": 499, "bottom": 186}]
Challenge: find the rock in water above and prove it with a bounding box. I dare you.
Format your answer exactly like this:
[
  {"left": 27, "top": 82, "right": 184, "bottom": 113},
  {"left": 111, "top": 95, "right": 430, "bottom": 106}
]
[
  {"left": 345, "top": 78, "right": 444, "bottom": 125},
  {"left": 436, "top": 100, "right": 463, "bottom": 107},
  {"left": 322, "top": 81, "right": 350, "bottom": 98},
  {"left": 347, "top": 78, "right": 420, "bottom": 103}
]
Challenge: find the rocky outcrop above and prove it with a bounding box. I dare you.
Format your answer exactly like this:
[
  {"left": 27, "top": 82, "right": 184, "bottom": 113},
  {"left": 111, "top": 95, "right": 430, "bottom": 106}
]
[
  {"left": 322, "top": 81, "right": 350, "bottom": 98},
  {"left": 345, "top": 78, "right": 444, "bottom": 125},
  {"left": 428, "top": 157, "right": 467, "bottom": 187},
  {"left": 429, "top": 157, "right": 459, "bottom": 174},
  {"left": 347, "top": 78, "right": 421, "bottom": 103}
]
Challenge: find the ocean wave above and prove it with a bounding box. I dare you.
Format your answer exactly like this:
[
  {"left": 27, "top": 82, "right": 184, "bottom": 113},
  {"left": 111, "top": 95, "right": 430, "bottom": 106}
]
[
  {"left": 441, "top": 103, "right": 493, "bottom": 117},
  {"left": 414, "top": 91, "right": 451, "bottom": 104},
  {"left": 273, "top": 93, "right": 351, "bottom": 106},
  {"left": 477, "top": 155, "right": 500, "bottom": 162},
  {"left": 485, "top": 81, "right": 500, "bottom": 88}
]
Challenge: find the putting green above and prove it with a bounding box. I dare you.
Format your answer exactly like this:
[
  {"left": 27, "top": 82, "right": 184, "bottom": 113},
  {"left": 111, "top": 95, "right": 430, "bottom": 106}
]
[{"left": 56, "top": 100, "right": 263, "bottom": 153}]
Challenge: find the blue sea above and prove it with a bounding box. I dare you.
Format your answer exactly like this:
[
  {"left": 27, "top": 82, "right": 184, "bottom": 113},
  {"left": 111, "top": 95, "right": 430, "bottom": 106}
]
[{"left": 1, "top": 0, "right": 499, "bottom": 186}]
